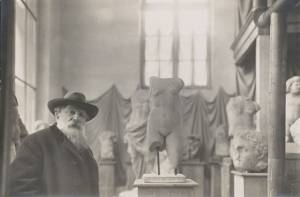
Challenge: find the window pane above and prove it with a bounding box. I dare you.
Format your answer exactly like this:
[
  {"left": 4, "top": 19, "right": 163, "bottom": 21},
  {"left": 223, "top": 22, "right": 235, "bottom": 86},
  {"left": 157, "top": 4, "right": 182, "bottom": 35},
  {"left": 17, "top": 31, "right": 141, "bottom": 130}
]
[
  {"left": 26, "top": 14, "right": 37, "bottom": 87},
  {"left": 179, "top": 10, "right": 207, "bottom": 35},
  {"left": 178, "top": 61, "right": 192, "bottom": 86},
  {"left": 194, "top": 35, "right": 207, "bottom": 60},
  {"left": 145, "top": 61, "right": 159, "bottom": 86},
  {"left": 15, "top": 79, "right": 26, "bottom": 121},
  {"left": 159, "top": 36, "right": 173, "bottom": 60},
  {"left": 26, "top": 87, "right": 36, "bottom": 133},
  {"left": 179, "top": 36, "right": 192, "bottom": 60},
  {"left": 194, "top": 61, "right": 207, "bottom": 86},
  {"left": 159, "top": 61, "right": 173, "bottom": 78},
  {"left": 145, "top": 10, "right": 173, "bottom": 36},
  {"left": 145, "top": 37, "right": 159, "bottom": 60},
  {"left": 15, "top": 0, "right": 26, "bottom": 80}
]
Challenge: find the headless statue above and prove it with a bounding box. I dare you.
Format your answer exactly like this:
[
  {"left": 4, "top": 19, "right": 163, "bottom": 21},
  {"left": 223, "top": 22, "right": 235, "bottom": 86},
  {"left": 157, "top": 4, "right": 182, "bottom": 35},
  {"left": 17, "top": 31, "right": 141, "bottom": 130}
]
[
  {"left": 226, "top": 96, "right": 260, "bottom": 137},
  {"left": 146, "top": 77, "right": 184, "bottom": 170},
  {"left": 125, "top": 90, "right": 155, "bottom": 178}
]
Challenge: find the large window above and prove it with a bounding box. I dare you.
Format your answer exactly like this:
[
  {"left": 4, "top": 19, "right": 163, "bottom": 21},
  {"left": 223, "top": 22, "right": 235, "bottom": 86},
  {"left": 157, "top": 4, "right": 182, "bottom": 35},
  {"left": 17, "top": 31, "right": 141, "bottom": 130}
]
[
  {"left": 14, "top": 0, "right": 37, "bottom": 133},
  {"left": 141, "top": 0, "right": 210, "bottom": 87}
]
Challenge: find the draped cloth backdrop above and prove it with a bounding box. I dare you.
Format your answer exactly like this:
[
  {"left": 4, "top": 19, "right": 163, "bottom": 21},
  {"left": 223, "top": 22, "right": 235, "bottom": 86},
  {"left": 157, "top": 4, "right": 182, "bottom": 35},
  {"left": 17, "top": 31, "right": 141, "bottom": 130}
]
[
  {"left": 235, "top": 46, "right": 256, "bottom": 100},
  {"left": 85, "top": 85, "right": 234, "bottom": 186},
  {"left": 287, "top": 34, "right": 300, "bottom": 78},
  {"left": 235, "top": 34, "right": 300, "bottom": 101}
]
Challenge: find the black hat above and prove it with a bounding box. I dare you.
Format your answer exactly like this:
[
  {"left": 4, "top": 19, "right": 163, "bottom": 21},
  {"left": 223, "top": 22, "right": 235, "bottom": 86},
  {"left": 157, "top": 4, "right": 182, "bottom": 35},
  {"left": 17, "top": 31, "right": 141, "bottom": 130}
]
[{"left": 48, "top": 92, "right": 98, "bottom": 121}]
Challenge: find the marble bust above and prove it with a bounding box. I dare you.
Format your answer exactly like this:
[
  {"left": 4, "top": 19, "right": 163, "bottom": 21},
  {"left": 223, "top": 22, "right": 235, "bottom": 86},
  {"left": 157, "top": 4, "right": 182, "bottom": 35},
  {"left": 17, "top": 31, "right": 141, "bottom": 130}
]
[
  {"left": 182, "top": 134, "right": 201, "bottom": 160},
  {"left": 286, "top": 76, "right": 300, "bottom": 142},
  {"left": 99, "top": 130, "right": 117, "bottom": 160},
  {"left": 215, "top": 125, "right": 230, "bottom": 157},
  {"left": 230, "top": 129, "right": 268, "bottom": 172}
]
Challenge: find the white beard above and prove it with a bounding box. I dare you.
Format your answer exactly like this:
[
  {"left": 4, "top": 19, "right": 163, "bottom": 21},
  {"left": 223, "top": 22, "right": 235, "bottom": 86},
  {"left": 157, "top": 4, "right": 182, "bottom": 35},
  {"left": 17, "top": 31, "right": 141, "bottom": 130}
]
[{"left": 61, "top": 126, "right": 89, "bottom": 150}]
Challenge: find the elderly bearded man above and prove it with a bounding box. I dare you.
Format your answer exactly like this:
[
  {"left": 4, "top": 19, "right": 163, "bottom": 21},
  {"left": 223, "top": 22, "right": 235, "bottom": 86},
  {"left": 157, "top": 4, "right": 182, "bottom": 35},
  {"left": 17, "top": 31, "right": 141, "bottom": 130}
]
[{"left": 9, "top": 92, "right": 100, "bottom": 197}]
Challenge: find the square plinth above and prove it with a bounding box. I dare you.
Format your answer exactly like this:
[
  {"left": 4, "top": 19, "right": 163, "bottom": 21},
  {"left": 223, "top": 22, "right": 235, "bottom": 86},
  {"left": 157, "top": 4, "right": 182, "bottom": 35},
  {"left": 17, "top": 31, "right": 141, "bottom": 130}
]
[
  {"left": 134, "top": 178, "right": 198, "bottom": 197},
  {"left": 99, "top": 159, "right": 116, "bottom": 197},
  {"left": 181, "top": 160, "right": 206, "bottom": 197},
  {"left": 231, "top": 171, "right": 267, "bottom": 197}
]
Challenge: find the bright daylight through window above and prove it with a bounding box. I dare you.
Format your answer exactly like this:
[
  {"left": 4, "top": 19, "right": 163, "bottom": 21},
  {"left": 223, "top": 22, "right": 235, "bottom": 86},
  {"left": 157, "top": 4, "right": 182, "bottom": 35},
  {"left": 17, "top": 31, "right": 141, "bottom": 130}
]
[{"left": 142, "top": 0, "right": 209, "bottom": 87}]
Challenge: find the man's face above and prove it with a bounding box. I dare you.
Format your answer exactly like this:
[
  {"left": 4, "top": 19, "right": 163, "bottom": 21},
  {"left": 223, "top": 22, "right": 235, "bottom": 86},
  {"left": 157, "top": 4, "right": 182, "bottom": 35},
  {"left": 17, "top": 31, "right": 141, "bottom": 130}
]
[
  {"left": 55, "top": 105, "right": 89, "bottom": 131},
  {"left": 230, "top": 137, "right": 257, "bottom": 171}
]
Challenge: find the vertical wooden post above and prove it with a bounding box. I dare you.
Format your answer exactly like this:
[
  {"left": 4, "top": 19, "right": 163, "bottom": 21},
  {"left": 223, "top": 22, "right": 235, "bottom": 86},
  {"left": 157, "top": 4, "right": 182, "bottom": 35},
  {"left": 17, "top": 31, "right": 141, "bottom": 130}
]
[
  {"left": 256, "top": 34, "right": 270, "bottom": 133},
  {"left": 0, "top": 0, "right": 15, "bottom": 196},
  {"left": 268, "top": 4, "right": 287, "bottom": 197}
]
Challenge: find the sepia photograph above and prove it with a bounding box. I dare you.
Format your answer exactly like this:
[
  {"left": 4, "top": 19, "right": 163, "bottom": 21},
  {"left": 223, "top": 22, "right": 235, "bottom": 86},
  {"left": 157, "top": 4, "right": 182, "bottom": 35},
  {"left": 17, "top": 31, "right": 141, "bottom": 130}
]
[{"left": 0, "top": 0, "right": 300, "bottom": 196}]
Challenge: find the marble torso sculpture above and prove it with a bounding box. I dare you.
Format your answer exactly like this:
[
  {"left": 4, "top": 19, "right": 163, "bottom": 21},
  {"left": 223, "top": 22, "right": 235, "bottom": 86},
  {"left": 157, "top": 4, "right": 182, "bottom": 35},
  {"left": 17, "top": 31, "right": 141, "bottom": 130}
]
[
  {"left": 286, "top": 76, "right": 300, "bottom": 142},
  {"left": 146, "top": 77, "right": 184, "bottom": 169},
  {"left": 124, "top": 90, "right": 155, "bottom": 178},
  {"left": 230, "top": 129, "right": 268, "bottom": 172},
  {"left": 99, "top": 131, "right": 117, "bottom": 160},
  {"left": 226, "top": 96, "right": 260, "bottom": 137}
]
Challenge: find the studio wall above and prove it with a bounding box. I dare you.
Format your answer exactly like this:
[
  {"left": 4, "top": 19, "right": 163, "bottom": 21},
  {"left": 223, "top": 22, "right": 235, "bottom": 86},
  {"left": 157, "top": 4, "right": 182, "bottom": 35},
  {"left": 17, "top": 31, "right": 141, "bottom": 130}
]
[{"left": 36, "top": 0, "right": 237, "bottom": 121}]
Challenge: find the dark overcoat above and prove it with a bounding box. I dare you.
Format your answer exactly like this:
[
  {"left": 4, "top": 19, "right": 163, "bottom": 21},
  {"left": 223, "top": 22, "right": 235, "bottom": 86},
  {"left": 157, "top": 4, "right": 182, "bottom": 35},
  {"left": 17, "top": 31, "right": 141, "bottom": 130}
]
[{"left": 9, "top": 124, "right": 99, "bottom": 197}]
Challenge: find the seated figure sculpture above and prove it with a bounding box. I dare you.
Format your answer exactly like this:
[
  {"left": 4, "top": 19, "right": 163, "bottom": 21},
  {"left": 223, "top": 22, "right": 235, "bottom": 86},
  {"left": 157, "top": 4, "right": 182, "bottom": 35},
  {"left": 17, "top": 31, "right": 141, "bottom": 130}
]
[
  {"left": 124, "top": 90, "right": 155, "bottom": 178},
  {"left": 230, "top": 129, "right": 268, "bottom": 172},
  {"left": 146, "top": 77, "right": 184, "bottom": 170},
  {"left": 286, "top": 76, "right": 300, "bottom": 142},
  {"left": 226, "top": 96, "right": 260, "bottom": 137}
]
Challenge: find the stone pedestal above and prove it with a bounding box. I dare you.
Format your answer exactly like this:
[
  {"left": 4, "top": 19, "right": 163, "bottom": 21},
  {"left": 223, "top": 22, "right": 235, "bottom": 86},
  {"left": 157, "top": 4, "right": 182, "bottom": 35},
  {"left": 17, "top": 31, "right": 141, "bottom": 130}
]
[
  {"left": 134, "top": 175, "right": 198, "bottom": 197},
  {"left": 221, "top": 157, "right": 233, "bottom": 197},
  {"left": 285, "top": 143, "right": 300, "bottom": 196},
  {"left": 231, "top": 171, "right": 267, "bottom": 197},
  {"left": 180, "top": 160, "right": 206, "bottom": 197},
  {"left": 210, "top": 159, "right": 221, "bottom": 197},
  {"left": 99, "top": 159, "right": 116, "bottom": 197}
]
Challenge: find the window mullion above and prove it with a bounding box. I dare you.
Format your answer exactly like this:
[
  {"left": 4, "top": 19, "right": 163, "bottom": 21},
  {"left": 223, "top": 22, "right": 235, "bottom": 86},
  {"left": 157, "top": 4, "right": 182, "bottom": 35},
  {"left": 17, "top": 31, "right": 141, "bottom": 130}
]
[
  {"left": 191, "top": 34, "right": 195, "bottom": 85},
  {"left": 157, "top": 30, "right": 161, "bottom": 77},
  {"left": 140, "top": 2, "right": 146, "bottom": 87},
  {"left": 173, "top": 0, "right": 179, "bottom": 78}
]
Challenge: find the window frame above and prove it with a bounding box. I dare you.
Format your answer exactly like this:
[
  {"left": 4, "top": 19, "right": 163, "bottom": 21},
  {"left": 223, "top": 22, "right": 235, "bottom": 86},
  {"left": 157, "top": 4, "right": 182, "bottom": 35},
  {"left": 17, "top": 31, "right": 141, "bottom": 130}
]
[
  {"left": 140, "top": 0, "right": 211, "bottom": 89},
  {"left": 14, "top": 0, "right": 37, "bottom": 133}
]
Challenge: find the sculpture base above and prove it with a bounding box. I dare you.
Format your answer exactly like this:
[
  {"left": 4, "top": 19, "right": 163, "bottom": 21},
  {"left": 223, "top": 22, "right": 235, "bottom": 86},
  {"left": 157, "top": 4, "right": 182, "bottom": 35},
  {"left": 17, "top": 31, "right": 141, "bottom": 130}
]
[
  {"left": 134, "top": 175, "right": 198, "bottom": 197},
  {"left": 180, "top": 160, "right": 206, "bottom": 197},
  {"left": 285, "top": 149, "right": 300, "bottom": 196},
  {"left": 210, "top": 158, "right": 222, "bottom": 197},
  {"left": 221, "top": 157, "right": 233, "bottom": 197},
  {"left": 231, "top": 170, "right": 267, "bottom": 197},
  {"left": 99, "top": 159, "right": 115, "bottom": 197},
  {"left": 142, "top": 173, "right": 186, "bottom": 183}
]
